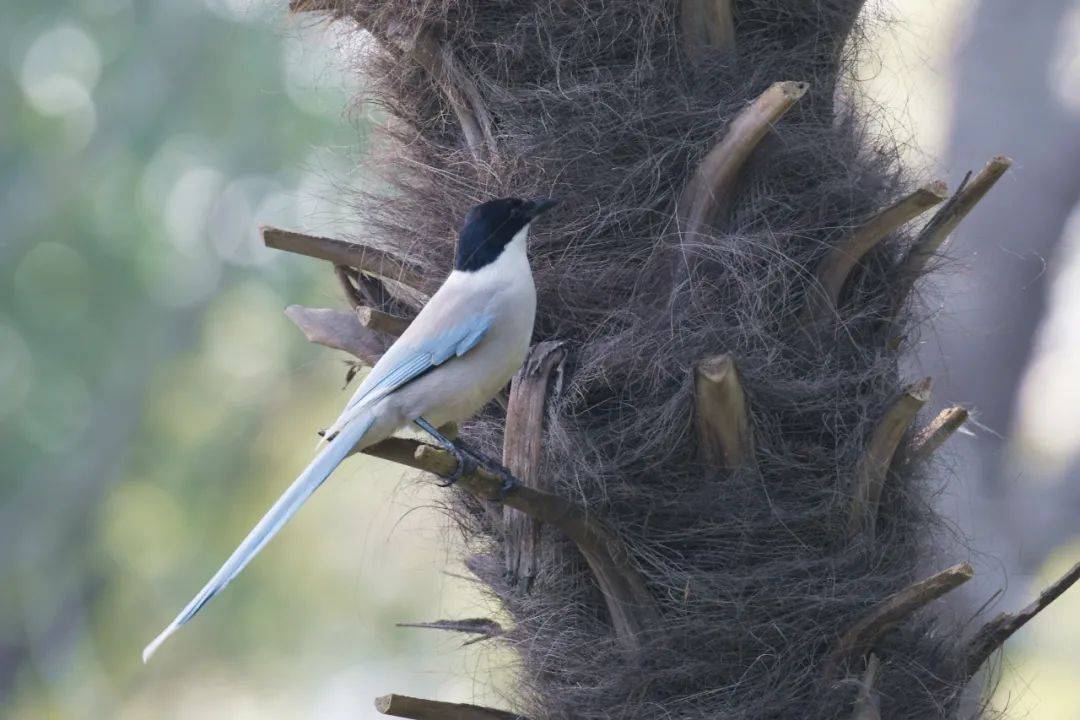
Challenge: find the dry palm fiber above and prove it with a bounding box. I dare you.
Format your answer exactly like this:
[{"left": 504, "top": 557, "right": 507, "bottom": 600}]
[{"left": 288, "top": 1, "right": 992, "bottom": 718}]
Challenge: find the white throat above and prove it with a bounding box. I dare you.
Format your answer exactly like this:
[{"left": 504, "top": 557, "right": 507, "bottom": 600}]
[{"left": 447, "top": 224, "right": 531, "bottom": 287}]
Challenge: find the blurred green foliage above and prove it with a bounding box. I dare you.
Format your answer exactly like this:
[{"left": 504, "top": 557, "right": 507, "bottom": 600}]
[{"left": 1, "top": 2, "right": 504, "bottom": 718}]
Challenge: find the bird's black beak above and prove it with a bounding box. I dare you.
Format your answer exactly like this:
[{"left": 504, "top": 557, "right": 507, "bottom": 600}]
[{"left": 525, "top": 198, "right": 559, "bottom": 220}]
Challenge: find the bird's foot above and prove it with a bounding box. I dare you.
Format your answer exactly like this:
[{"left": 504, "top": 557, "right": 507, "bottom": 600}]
[
  {"left": 489, "top": 463, "right": 520, "bottom": 500},
  {"left": 437, "top": 445, "right": 478, "bottom": 487},
  {"left": 465, "top": 452, "right": 519, "bottom": 500},
  {"left": 434, "top": 442, "right": 519, "bottom": 499}
]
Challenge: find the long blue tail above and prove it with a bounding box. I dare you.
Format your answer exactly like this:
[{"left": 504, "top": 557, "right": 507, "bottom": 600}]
[{"left": 142, "top": 411, "right": 375, "bottom": 662}]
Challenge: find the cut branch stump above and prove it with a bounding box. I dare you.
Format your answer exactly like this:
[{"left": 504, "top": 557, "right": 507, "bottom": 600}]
[
  {"left": 826, "top": 563, "right": 974, "bottom": 676},
  {"left": 502, "top": 341, "right": 567, "bottom": 592},
  {"left": 847, "top": 378, "right": 932, "bottom": 541},
  {"left": 680, "top": 0, "right": 735, "bottom": 56},
  {"left": 905, "top": 405, "right": 968, "bottom": 468},
  {"left": 675, "top": 80, "right": 807, "bottom": 277},
  {"left": 802, "top": 183, "right": 947, "bottom": 327},
  {"left": 395, "top": 617, "right": 504, "bottom": 645},
  {"left": 262, "top": 226, "right": 426, "bottom": 291},
  {"left": 283, "top": 306, "right": 386, "bottom": 365},
  {"left": 375, "top": 694, "right": 523, "bottom": 720},
  {"left": 693, "top": 354, "right": 755, "bottom": 471},
  {"left": 962, "top": 560, "right": 1080, "bottom": 680},
  {"left": 900, "top": 157, "right": 1012, "bottom": 282}
]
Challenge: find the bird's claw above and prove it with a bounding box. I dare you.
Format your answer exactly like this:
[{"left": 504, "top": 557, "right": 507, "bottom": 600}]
[
  {"left": 432, "top": 444, "right": 519, "bottom": 499},
  {"left": 463, "top": 450, "right": 519, "bottom": 500},
  {"left": 495, "top": 469, "right": 519, "bottom": 501},
  {"left": 437, "top": 448, "right": 477, "bottom": 487}
]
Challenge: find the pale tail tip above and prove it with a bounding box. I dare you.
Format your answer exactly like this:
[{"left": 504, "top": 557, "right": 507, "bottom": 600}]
[{"left": 141, "top": 625, "right": 174, "bottom": 664}]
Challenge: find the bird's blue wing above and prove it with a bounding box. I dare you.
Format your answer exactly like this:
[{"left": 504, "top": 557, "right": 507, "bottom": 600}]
[{"left": 339, "top": 312, "right": 494, "bottom": 415}]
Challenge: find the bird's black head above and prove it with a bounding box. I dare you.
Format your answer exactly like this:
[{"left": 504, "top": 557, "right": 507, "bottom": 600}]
[{"left": 455, "top": 197, "right": 558, "bottom": 272}]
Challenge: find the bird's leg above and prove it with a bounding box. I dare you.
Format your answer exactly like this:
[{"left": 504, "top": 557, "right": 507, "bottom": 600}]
[
  {"left": 414, "top": 418, "right": 519, "bottom": 497},
  {"left": 414, "top": 417, "right": 475, "bottom": 487}
]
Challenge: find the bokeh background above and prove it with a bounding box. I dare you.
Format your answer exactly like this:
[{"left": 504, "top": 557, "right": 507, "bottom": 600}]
[{"left": 1, "top": 1, "right": 1078, "bottom": 718}]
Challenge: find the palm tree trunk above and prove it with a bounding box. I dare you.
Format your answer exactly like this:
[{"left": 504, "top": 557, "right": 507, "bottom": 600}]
[{"left": 273, "top": 1, "right": 1080, "bottom": 717}]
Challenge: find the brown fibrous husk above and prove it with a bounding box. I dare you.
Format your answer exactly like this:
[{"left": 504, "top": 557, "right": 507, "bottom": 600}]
[{"left": 303, "top": 2, "right": 974, "bottom": 718}]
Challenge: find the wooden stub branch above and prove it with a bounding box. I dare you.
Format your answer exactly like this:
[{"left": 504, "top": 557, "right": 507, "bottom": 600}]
[
  {"left": 375, "top": 694, "right": 523, "bottom": 720},
  {"left": 801, "top": 183, "right": 947, "bottom": 326},
  {"left": 850, "top": 654, "right": 882, "bottom": 720},
  {"left": 396, "top": 617, "right": 503, "bottom": 645},
  {"left": 961, "top": 560, "right": 1080, "bottom": 680},
  {"left": 283, "top": 305, "right": 386, "bottom": 365},
  {"left": 694, "top": 354, "right": 755, "bottom": 471},
  {"left": 416, "top": 444, "right": 657, "bottom": 651},
  {"left": 826, "top": 563, "right": 974, "bottom": 676},
  {"left": 361, "top": 437, "right": 658, "bottom": 653},
  {"left": 361, "top": 422, "right": 457, "bottom": 466},
  {"left": 362, "top": 434, "right": 443, "bottom": 467},
  {"left": 680, "top": 0, "right": 735, "bottom": 56},
  {"left": 502, "top": 341, "right": 567, "bottom": 592},
  {"left": 905, "top": 405, "right": 968, "bottom": 468},
  {"left": 357, "top": 306, "right": 413, "bottom": 337},
  {"left": 262, "top": 226, "right": 426, "bottom": 292},
  {"left": 676, "top": 81, "right": 808, "bottom": 262},
  {"left": 847, "top": 378, "right": 932, "bottom": 541},
  {"left": 899, "top": 156, "right": 1012, "bottom": 282}
]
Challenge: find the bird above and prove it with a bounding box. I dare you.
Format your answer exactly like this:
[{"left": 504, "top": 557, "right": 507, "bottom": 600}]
[{"left": 142, "top": 196, "right": 556, "bottom": 662}]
